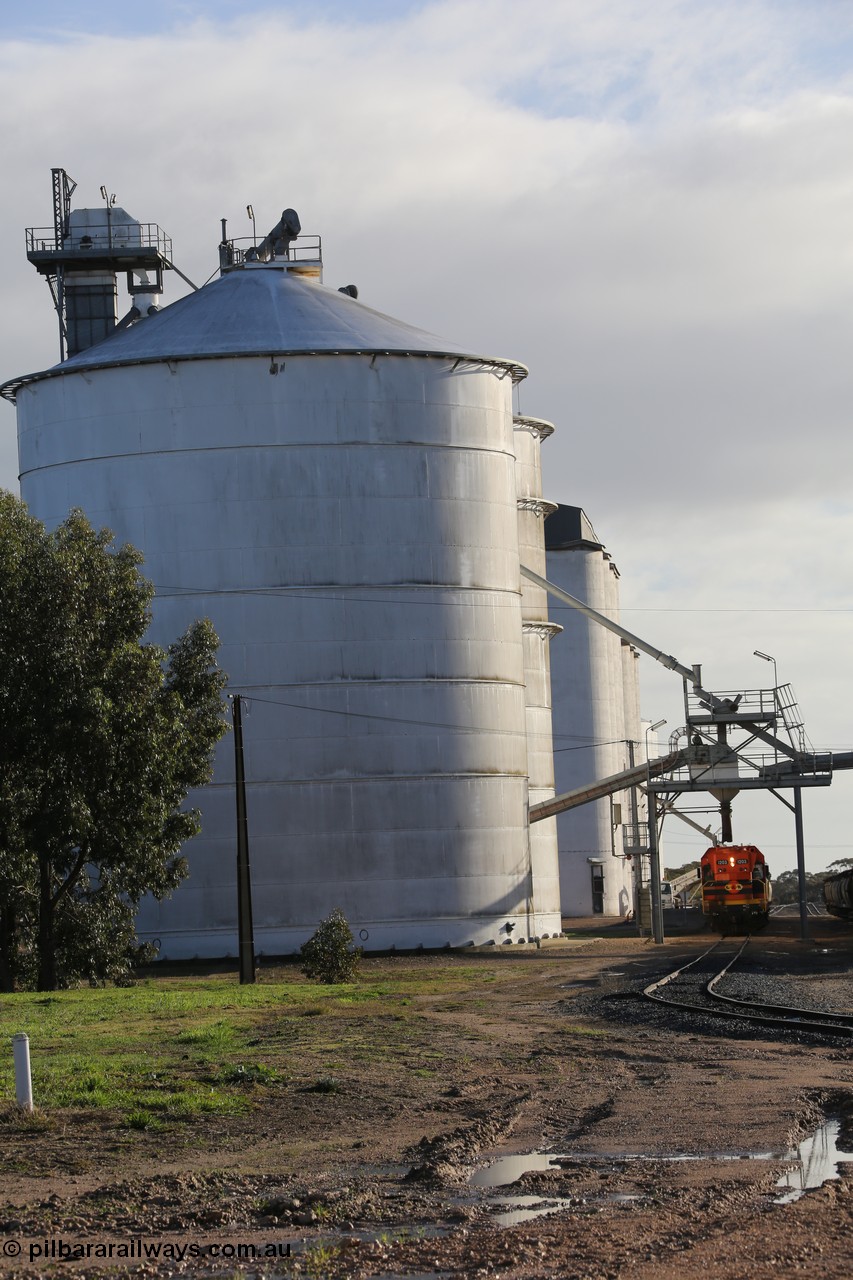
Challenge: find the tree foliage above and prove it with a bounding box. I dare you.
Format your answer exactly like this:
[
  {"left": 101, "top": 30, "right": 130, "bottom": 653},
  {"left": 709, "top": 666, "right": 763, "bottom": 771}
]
[
  {"left": 0, "top": 495, "right": 228, "bottom": 990},
  {"left": 769, "top": 869, "right": 827, "bottom": 905},
  {"left": 663, "top": 861, "right": 700, "bottom": 880},
  {"left": 300, "top": 909, "right": 362, "bottom": 984}
]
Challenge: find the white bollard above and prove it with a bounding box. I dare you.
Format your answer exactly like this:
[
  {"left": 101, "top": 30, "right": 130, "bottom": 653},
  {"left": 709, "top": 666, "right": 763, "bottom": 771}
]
[{"left": 12, "top": 1033, "right": 33, "bottom": 1112}]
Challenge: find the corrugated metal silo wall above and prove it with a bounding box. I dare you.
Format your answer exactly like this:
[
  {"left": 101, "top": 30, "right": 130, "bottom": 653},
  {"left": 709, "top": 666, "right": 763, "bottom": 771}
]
[
  {"left": 545, "top": 542, "right": 634, "bottom": 916},
  {"left": 513, "top": 417, "right": 560, "bottom": 929},
  {"left": 16, "top": 351, "right": 563, "bottom": 955}
]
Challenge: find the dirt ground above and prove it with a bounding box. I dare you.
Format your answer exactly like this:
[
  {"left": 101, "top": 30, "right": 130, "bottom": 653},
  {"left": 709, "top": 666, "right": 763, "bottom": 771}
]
[{"left": 1, "top": 914, "right": 852, "bottom": 1279}]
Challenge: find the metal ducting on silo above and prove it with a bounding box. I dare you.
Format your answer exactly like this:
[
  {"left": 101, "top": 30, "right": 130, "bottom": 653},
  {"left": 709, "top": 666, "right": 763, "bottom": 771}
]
[
  {"left": 24, "top": 169, "right": 172, "bottom": 361},
  {"left": 5, "top": 246, "right": 563, "bottom": 957},
  {"left": 245, "top": 209, "right": 302, "bottom": 262}
]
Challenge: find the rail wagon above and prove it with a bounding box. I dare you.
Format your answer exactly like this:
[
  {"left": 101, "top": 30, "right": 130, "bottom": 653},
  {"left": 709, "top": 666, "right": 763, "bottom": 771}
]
[
  {"left": 823, "top": 867, "right": 853, "bottom": 920},
  {"left": 700, "top": 845, "right": 772, "bottom": 931}
]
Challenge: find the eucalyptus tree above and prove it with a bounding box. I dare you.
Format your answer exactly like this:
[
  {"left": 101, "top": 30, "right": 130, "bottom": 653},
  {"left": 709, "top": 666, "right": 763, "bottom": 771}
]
[{"left": 0, "top": 494, "right": 227, "bottom": 990}]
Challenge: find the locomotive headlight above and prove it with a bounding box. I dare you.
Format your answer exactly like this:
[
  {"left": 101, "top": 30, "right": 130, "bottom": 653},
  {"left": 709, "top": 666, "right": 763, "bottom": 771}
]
[{"left": 729, "top": 857, "right": 735, "bottom": 866}]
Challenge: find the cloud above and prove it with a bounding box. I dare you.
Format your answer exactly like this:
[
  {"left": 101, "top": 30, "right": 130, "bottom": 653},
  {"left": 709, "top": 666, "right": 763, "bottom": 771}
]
[{"left": 1, "top": 0, "right": 852, "bottom": 872}]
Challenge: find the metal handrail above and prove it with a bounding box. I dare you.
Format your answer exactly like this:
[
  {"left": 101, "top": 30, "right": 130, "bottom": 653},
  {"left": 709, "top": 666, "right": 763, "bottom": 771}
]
[
  {"left": 220, "top": 234, "right": 322, "bottom": 269},
  {"left": 26, "top": 223, "right": 173, "bottom": 259},
  {"left": 685, "top": 685, "right": 778, "bottom": 720},
  {"left": 663, "top": 748, "right": 829, "bottom": 783},
  {"left": 622, "top": 820, "right": 650, "bottom": 854}
]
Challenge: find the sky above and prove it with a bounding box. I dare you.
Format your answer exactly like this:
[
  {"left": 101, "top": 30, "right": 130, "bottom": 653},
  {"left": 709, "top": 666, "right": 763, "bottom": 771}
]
[{"left": 2, "top": 0, "right": 852, "bottom": 878}]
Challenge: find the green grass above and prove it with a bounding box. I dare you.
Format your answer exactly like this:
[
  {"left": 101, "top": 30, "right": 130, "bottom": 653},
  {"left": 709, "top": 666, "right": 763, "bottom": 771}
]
[
  {"left": 0, "top": 957, "right": 538, "bottom": 1130},
  {"left": 302, "top": 1241, "right": 342, "bottom": 1278},
  {"left": 0, "top": 979, "right": 300, "bottom": 1121}
]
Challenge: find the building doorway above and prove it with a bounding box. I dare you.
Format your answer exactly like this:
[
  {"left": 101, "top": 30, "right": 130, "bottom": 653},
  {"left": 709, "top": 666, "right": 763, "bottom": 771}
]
[{"left": 590, "top": 862, "right": 605, "bottom": 914}]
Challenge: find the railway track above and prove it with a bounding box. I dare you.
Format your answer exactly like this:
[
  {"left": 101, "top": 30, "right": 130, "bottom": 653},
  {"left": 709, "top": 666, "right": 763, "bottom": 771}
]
[
  {"left": 770, "top": 903, "right": 827, "bottom": 917},
  {"left": 642, "top": 939, "right": 853, "bottom": 1037}
]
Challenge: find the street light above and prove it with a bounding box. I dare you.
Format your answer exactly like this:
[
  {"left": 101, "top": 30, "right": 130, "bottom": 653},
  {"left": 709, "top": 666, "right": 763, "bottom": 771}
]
[
  {"left": 645, "top": 718, "right": 667, "bottom": 762},
  {"left": 100, "top": 184, "right": 116, "bottom": 248},
  {"left": 754, "top": 649, "right": 778, "bottom": 689},
  {"left": 247, "top": 204, "right": 257, "bottom": 248}
]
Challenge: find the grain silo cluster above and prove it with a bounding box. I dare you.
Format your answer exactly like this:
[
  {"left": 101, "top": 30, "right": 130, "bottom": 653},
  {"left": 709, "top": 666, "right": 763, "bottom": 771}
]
[{"left": 2, "top": 182, "right": 649, "bottom": 955}]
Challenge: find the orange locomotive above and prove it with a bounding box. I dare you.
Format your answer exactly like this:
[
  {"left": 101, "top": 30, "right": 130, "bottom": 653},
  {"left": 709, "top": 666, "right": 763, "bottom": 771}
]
[{"left": 700, "top": 845, "right": 772, "bottom": 931}]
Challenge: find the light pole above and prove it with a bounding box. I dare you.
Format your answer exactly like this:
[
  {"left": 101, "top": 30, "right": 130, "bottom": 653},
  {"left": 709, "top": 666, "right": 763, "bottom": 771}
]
[
  {"left": 100, "top": 184, "right": 115, "bottom": 249},
  {"left": 645, "top": 718, "right": 667, "bottom": 763},
  {"left": 645, "top": 719, "right": 666, "bottom": 943},
  {"left": 753, "top": 649, "right": 777, "bottom": 689},
  {"left": 230, "top": 693, "right": 255, "bottom": 984},
  {"left": 247, "top": 204, "right": 257, "bottom": 249}
]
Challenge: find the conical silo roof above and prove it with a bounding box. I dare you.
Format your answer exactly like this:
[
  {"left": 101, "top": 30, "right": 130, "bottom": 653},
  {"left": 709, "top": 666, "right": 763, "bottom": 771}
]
[{"left": 1, "top": 266, "right": 526, "bottom": 401}]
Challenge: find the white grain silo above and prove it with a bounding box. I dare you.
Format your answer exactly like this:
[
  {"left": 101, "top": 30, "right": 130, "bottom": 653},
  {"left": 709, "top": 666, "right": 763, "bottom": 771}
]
[
  {"left": 545, "top": 505, "right": 635, "bottom": 917},
  {"left": 513, "top": 416, "right": 561, "bottom": 936},
  {"left": 4, "top": 224, "right": 563, "bottom": 956}
]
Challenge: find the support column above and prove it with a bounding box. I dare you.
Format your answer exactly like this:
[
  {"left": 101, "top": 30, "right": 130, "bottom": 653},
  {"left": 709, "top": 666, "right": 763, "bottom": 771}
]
[
  {"left": 648, "top": 791, "right": 664, "bottom": 944},
  {"left": 794, "top": 787, "right": 808, "bottom": 944}
]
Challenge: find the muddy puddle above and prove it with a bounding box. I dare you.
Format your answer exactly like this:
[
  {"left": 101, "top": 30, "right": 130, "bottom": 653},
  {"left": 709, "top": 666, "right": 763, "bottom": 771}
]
[
  {"left": 488, "top": 1194, "right": 576, "bottom": 1227},
  {"left": 486, "top": 1191, "right": 644, "bottom": 1228},
  {"left": 470, "top": 1116, "right": 853, "bottom": 1224},
  {"left": 470, "top": 1149, "right": 775, "bottom": 1189},
  {"left": 775, "top": 1118, "right": 853, "bottom": 1203}
]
